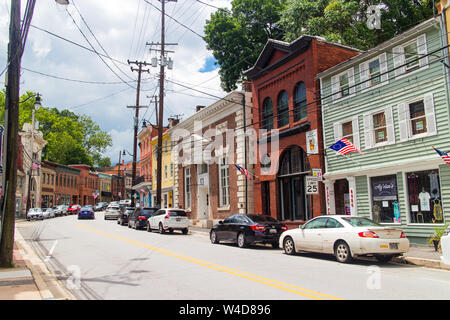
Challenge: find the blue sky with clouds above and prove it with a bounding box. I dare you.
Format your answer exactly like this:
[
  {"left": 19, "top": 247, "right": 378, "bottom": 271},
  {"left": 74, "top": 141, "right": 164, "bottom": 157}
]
[{"left": 0, "top": 0, "right": 231, "bottom": 164}]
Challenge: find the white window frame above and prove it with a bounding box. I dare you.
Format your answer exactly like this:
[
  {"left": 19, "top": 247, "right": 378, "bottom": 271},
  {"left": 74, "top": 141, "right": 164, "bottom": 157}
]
[
  {"left": 218, "top": 157, "right": 230, "bottom": 208},
  {"left": 359, "top": 53, "right": 389, "bottom": 92},
  {"left": 184, "top": 167, "right": 191, "bottom": 209},
  {"left": 393, "top": 34, "right": 428, "bottom": 79},
  {"left": 332, "top": 116, "right": 360, "bottom": 150},
  {"left": 331, "top": 67, "right": 355, "bottom": 102},
  {"left": 363, "top": 106, "right": 395, "bottom": 150}
]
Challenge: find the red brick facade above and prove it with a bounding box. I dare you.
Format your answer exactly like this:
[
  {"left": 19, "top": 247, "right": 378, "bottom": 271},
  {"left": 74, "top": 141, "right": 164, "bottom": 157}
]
[{"left": 245, "top": 36, "right": 360, "bottom": 227}]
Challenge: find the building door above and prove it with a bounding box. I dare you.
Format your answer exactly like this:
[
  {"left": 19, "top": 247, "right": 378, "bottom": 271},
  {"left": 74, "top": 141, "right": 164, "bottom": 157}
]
[
  {"left": 197, "top": 186, "right": 209, "bottom": 220},
  {"left": 278, "top": 146, "right": 310, "bottom": 222}
]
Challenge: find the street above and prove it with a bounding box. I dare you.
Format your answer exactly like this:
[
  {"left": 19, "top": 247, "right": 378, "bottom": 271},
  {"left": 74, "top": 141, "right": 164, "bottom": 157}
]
[{"left": 15, "top": 214, "right": 450, "bottom": 300}]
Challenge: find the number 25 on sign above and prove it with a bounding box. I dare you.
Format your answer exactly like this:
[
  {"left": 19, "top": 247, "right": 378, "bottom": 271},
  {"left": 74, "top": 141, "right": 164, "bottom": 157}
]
[{"left": 305, "top": 176, "right": 319, "bottom": 195}]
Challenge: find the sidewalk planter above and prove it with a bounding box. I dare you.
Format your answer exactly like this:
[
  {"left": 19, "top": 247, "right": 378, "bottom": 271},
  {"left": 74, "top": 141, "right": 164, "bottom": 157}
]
[{"left": 317, "top": 18, "right": 449, "bottom": 245}]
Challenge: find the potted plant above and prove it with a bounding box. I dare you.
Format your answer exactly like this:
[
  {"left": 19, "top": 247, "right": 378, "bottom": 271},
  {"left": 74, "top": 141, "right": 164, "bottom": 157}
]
[{"left": 428, "top": 223, "right": 450, "bottom": 252}]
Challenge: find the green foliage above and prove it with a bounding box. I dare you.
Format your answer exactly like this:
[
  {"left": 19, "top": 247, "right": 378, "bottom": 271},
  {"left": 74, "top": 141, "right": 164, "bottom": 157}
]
[
  {"left": 204, "top": 0, "right": 286, "bottom": 92},
  {"left": 203, "top": 0, "right": 435, "bottom": 90},
  {"left": 0, "top": 91, "right": 112, "bottom": 168}
]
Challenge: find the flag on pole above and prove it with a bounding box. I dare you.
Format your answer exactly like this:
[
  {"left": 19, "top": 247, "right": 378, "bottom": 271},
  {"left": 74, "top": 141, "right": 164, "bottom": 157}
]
[
  {"left": 329, "top": 138, "right": 364, "bottom": 155},
  {"left": 432, "top": 146, "right": 450, "bottom": 164},
  {"left": 234, "top": 164, "right": 252, "bottom": 180}
]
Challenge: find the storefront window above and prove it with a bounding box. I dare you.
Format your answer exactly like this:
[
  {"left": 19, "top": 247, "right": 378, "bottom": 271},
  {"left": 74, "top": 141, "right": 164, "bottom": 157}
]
[
  {"left": 406, "top": 169, "right": 443, "bottom": 224},
  {"left": 370, "top": 175, "right": 400, "bottom": 223}
]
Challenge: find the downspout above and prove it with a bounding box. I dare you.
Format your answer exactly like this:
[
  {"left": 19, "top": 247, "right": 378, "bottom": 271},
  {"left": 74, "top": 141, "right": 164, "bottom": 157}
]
[{"left": 439, "top": 5, "right": 450, "bottom": 130}]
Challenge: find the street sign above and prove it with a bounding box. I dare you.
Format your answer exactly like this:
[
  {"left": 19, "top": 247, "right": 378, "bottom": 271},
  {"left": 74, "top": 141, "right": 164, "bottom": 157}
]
[
  {"left": 305, "top": 176, "right": 319, "bottom": 195},
  {"left": 312, "top": 168, "right": 322, "bottom": 181}
]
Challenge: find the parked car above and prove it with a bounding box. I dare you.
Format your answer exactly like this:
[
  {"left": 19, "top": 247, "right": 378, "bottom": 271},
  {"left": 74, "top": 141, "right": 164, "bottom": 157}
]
[
  {"left": 43, "top": 208, "right": 55, "bottom": 219},
  {"left": 119, "top": 199, "right": 132, "bottom": 206},
  {"left": 67, "top": 204, "right": 81, "bottom": 215},
  {"left": 52, "top": 206, "right": 62, "bottom": 217},
  {"left": 27, "top": 208, "right": 43, "bottom": 220},
  {"left": 210, "top": 214, "right": 287, "bottom": 248},
  {"left": 60, "top": 205, "right": 69, "bottom": 216},
  {"left": 78, "top": 206, "right": 95, "bottom": 219},
  {"left": 146, "top": 208, "right": 189, "bottom": 234},
  {"left": 279, "top": 215, "right": 410, "bottom": 263},
  {"left": 94, "top": 202, "right": 108, "bottom": 212},
  {"left": 128, "top": 207, "right": 159, "bottom": 230},
  {"left": 104, "top": 205, "right": 121, "bottom": 220},
  {"left": 117, "top": 206, "right": 135, "bottom": 226}
]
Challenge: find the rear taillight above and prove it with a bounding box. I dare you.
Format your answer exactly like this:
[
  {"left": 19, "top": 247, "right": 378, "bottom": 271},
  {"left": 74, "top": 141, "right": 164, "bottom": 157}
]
[
  {"left": 358, "top": 231, "right": 379, "bottom": 238},
  {"left": 281, "top": 225, "right": 288, "bottom": 231},
  {"left": 138, "top": 216, "right": 147, "bottom": 220},
  {"left": 250, "top": 225, "right": 266, "bottom": 231},
  {"left": 164, "top": 213, "right": 170, "bottom": 219},
  {"left": 400, "top": 232, "right": 406, "bottom": 238}
]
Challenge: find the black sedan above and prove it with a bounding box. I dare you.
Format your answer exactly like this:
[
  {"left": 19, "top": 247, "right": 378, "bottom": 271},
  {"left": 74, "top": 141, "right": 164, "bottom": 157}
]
[
  {"left": 117, "top": 207, "right": 135, "bottom": 226},
  {"left": 210, "top": 214, "right": 288, "bottom": 248}
]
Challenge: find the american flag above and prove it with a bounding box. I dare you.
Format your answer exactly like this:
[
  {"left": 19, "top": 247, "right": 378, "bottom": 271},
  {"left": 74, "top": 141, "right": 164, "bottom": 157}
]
[
  {"left": 234, "top": 164, "right": 252, "bottom": 180},
  {"left": 432, "top": 146, "right": 450, "bottom": 164},
  {"left": 329, "top": 138, "right": 364, "bottom": 155}
]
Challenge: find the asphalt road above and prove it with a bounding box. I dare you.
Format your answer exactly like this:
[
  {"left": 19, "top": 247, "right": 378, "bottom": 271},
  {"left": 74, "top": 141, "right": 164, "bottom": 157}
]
[{"left": 16, "top": 214, "right": 450, "bottom": 300}]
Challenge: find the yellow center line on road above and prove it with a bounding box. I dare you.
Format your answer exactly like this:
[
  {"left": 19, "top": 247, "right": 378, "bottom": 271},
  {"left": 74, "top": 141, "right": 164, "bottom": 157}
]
[{"left": 76, "top": 223, "right": 343, "bottom": 300}]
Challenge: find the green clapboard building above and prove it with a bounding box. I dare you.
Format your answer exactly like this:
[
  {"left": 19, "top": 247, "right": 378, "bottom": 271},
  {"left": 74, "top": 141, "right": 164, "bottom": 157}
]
[{"left": 317, "top": 17, "right": 450, "bottom": 245}]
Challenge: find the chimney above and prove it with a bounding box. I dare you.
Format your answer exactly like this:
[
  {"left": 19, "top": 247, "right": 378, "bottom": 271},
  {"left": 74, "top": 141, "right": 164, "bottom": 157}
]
[
  {"left": 242, "top": 80, "right": 252, "bottom": 92},
  {"left": 168, "top": 117, "right": 180, "bottom": 128},
  {"left": 196, "top": 105, "right": 206, "bottom": 112}
]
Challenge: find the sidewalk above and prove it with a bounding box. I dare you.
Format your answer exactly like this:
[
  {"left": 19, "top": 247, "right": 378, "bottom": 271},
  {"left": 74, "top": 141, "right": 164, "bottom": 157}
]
[
  {"left": 189, "top": 226, "right": 450, "bottom": 270},
  {"left": 0, "top": 224, "right": 75, "bottom": 300}
]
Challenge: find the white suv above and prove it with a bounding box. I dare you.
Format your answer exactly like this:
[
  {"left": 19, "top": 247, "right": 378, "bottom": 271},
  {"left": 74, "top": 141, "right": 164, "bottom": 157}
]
[{"left": 147, "top": 208, "right": 189, "bottom": 234}]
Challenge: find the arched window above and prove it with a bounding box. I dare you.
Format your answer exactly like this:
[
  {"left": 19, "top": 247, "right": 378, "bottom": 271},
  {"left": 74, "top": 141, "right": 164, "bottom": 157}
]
[
  {"left": 262, "top": 97, "right": 273, "bottom": 130},
  {"left": 277, "top": 91, "right": 289, "bottom": 128},
  {"left": 294, "top": 82, "right": 307, "bottom": 122}
]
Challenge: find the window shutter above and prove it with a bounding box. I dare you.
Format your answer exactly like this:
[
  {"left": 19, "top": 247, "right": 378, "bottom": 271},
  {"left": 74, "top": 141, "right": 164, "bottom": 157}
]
[
  {"left": 348, "top": 68, "right": 355, "bottom": 95},
  {"left": 359, "top": 62, "right": 369, "bottom": 91},
  {"left": 385, "top": 107, "right": 395, "bottom": 144},
  {"left": 363, "top": 114, "right": 373, "bottom": 149},
  {"left": 380, "top": 53, "right": 389, "bottom": 83},
  {"left": 417, "top": 34, "right": 428, "bottom": 68},
  {"left": 397, "top": 102, "right": 409, "bottom": 141},
  {"left": 331, "top": 75, "right": 340, "bottom": 101},
  {"left": 352, "top": 116, "right": 360, "bottom": 149},
  {"left": 424, "top": 93, "right": 437, "bottom": 136},
  {"left": 393, "top": 45, "right": 405, "bottom": 77},
  {"left": 333, "top": 122, "right": 343, "bottom": 142}
]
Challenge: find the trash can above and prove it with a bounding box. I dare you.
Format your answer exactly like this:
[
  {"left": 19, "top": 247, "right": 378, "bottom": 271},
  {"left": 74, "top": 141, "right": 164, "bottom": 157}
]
[{"left": 441, "top": 234, "right": 450, "bottom": 266}]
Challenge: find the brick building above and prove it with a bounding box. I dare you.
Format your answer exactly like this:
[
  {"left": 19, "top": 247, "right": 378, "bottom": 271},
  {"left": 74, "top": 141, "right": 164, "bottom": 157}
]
[
  {"left": 173, "top": 91, "right": 254, "bottom": 228},
  {"left": 41, "top": 161, "right": 57, "bottom": 208},
  {"left": 244, "top": 36, "right": 360, "bottom": 227},
  {"left": 49, "top": 161, "right": 81, "bottom": 206},
  {"left": 69, "top": 164, "right": 98, "bottom": 206}
]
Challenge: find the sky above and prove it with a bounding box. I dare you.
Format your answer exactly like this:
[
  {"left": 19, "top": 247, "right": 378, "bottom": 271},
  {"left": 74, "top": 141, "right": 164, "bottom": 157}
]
[{"left": 0, "top": 0, "right": 231, "bottom": 165}]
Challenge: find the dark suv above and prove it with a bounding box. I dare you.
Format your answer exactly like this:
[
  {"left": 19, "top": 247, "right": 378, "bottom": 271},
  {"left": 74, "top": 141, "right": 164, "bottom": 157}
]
[
  {"left": 128, "top": 207, "right": 159, "bottom": 230},
  {"left": 117, "top": 206, "right": 135, "bottom": 226}
]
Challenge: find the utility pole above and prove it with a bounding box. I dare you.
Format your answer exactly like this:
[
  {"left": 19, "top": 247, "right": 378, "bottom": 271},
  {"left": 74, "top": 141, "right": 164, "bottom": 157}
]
[
  {"left": 127, "top": 60, "right": 150, "bottom": 207},
  {"left": 0, "top": 0, "right": 21, "bottom": 267},
  {"left": 147, "top": 0, "right": 177, "bottom": 208}
]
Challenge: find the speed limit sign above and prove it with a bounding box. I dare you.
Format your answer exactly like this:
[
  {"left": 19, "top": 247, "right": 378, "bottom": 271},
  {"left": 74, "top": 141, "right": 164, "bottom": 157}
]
[{"left": 305, "top": 176, "right": 319, "bottom": 195}]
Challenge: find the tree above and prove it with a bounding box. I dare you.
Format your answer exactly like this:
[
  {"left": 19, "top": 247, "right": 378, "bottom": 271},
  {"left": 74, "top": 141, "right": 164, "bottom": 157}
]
[
  {"left": 279, "top": 0, "right": 435, "bottom": 50},
  {"left": 0, "top": 91, "right": 112, "bottom": 168},
  {"left": 204, "top": 0, "right": 286, "bottom": 91}
]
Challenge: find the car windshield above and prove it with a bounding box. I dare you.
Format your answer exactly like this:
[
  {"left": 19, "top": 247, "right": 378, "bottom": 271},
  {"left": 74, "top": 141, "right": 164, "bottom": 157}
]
[
  {"left": 141, "top": 208, "right": 158, "bottom": 217},
  {"left": 109, "top": 206, "right": 119, "bottom": 210},
  {"left": 247, "top": 214, "right": 278, "bottom": 223},
  {"left": 169, "top": 210, "right": 187, "bottom": 217},
  {"left": 341, "top": 217, "right": 382, "bottom": 227}
]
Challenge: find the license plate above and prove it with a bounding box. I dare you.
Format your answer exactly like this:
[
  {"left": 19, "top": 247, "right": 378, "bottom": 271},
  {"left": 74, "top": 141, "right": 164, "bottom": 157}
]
[
  {"left": 389, "top": 243, "right": 399, "bottom": 250},
  {"left": 176, "top": 218, "right": 181, "bottom": 221},
  {"left": 269, "top": 228, "right": 277, "bottom": 233}
]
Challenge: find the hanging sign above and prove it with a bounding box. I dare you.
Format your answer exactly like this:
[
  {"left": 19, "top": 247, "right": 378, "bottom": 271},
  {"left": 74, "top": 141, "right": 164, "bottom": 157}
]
[{"left": 306, "top": 129, "right": 318, "bottom": 155}]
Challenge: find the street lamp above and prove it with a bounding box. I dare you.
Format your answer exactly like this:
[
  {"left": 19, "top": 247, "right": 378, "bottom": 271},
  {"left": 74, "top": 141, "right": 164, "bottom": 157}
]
[{"left": 25, "top": 93, "right": 42, "bottom": 214}]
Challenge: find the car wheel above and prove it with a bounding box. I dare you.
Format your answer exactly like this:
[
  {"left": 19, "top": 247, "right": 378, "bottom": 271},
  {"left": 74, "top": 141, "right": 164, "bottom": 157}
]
[
  {"left": 210, "top": 230, "right": 219, "bottom": 244},
  {"left": 117, "top": 219, "right": 120, "bottom": 224},
  {"left": 128, "top": 222, "right": 131, "bottom": 228},
  {"left": 159, "top": 223, "right": 165, "bottom": 234},
  {"left": 271, "top": 241, "right": 279, "bottom": 249},
  {"left": 334, "top": 241, "right": 353, "bottom": 263},
  {"left": 237, "top": 232, "right": 248, "bottom": 248},
  {"left": 146, "top": 223, "right": 151, "bottom": 232},
  {"left": 283, "top": 237, "right": 296, "bottom": 255},
  {"left": 375, "top": 254, "right": 394, "bottom": 263},
  {"left": 182, "top": 228, "right": 188, "bottom": 235}
]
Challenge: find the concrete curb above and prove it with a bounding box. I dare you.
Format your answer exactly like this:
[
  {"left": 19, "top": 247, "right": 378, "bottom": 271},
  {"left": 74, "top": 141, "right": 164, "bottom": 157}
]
[
  {"left": 14, "top": 227, "right": 76, "bottom": 300},
  {"left": 393, "top": 255, "right": 450, "bottom": 271}
]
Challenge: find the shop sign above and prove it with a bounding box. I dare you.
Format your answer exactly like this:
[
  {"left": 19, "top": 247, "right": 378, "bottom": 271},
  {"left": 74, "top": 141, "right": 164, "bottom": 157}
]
[
  {"left": 312, "top": 168, "right": 322, "bottom": 181},
  {"left": 372, "top": 178, "right": 397, "bottom": 201}
]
